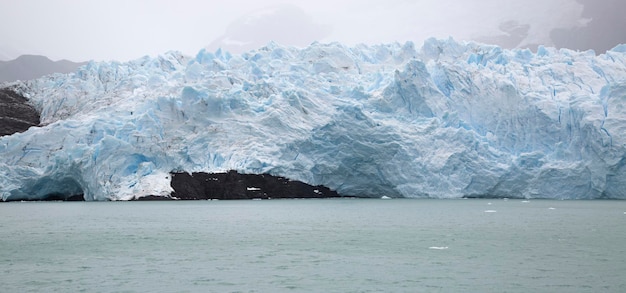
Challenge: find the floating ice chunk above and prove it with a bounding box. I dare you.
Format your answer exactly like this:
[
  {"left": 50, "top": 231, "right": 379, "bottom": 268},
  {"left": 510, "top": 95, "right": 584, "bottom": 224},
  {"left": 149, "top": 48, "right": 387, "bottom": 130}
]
[
  {"left": 428, "top": 246, "right": 449, "bottom": 250},
  {"left": 247, "top": 187, "right": 261, "bottom": 191},
  {"left": 381, "top": 195, "right": 392, "bottom": 199},
  {"left": 521, "top": 201, "right": 530, "bottom": 203},
  {"left": 548, "top": 207, "right": 556, "bottom": 210},
  {"left": 484, "top": 210, "right": 497, "bottom": 213}
]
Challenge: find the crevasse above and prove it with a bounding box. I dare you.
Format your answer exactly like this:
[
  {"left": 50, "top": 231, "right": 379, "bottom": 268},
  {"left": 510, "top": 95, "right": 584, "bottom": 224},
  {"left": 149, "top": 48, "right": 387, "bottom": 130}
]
[{"left": 1, "top": 38, "right": 626, "bottom": 200}]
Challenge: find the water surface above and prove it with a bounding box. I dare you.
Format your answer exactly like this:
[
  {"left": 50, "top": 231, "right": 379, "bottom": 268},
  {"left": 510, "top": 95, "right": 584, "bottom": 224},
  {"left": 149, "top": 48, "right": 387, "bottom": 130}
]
[{"left": 1, "top": 199, "right": 625, "bottom": 292}]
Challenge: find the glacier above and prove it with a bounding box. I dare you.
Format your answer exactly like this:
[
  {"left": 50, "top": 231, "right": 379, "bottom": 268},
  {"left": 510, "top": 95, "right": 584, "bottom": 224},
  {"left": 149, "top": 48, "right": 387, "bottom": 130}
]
[{"left": 2, "top": 38, "right": 626, "bottom": 201}]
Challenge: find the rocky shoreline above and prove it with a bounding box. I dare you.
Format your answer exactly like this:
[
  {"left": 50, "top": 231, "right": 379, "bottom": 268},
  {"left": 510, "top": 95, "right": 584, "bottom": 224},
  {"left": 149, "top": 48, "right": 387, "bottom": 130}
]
[
  {"left": 163, "top": 170, "right": 340, "bottom": 200},
  {"left": 1, "top": 170, "right": 341, "bottom": 202}
]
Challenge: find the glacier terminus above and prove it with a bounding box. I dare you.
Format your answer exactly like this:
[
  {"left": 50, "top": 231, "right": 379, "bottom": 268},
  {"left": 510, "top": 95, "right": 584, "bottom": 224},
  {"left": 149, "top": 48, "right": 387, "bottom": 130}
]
[{"left": 1, "top": 38, "right": 626, "bottom": 201}]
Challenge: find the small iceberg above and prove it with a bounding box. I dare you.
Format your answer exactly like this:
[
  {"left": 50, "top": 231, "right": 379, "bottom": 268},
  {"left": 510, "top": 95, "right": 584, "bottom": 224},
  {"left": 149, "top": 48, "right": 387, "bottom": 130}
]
[
  {"left": 548, "top": 207, "right": 556, "bottom": 210},
  {"left": 429, "top": 246, "right": 449, "bottom": 250},
  {"left": 381, "top": 196, "right": 392, "bottom": 199},
  {"left": 484, "top": 210, "right": 497, "bottom": 213}
]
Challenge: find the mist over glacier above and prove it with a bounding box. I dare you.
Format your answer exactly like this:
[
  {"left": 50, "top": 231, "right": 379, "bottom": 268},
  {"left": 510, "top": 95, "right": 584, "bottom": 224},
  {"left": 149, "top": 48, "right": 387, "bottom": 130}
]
[{"left": 1, "top": 39, "right": 626, "bottom": 201}]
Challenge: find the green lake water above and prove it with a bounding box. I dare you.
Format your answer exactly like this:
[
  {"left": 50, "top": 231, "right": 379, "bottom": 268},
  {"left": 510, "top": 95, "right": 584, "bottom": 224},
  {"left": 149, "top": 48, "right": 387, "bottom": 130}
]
[{"left": 1, "top": 198, "right": 625, "bottom": 292}]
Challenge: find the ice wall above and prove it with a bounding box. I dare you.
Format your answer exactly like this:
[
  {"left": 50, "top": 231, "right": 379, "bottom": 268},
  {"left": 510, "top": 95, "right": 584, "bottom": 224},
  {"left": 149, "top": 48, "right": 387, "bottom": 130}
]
[{"left": 1, "top": 39, "right": 626, "bottom": 200}]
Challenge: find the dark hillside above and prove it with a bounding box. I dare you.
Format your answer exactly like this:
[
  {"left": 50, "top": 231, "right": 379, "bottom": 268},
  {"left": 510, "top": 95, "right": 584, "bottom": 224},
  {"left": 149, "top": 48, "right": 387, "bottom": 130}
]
[
  {"left": 0, "top": 55, "right": 86, "bottom": 83},
  {"left": 0, "top": 88, "right": 39, "bottom": 136}
]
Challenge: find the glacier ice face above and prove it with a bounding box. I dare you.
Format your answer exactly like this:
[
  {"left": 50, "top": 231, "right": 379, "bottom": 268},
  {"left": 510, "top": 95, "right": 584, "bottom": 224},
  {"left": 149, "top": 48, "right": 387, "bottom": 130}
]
[{"left": 2, "top": 38, "right": 626, "bottom": 200}]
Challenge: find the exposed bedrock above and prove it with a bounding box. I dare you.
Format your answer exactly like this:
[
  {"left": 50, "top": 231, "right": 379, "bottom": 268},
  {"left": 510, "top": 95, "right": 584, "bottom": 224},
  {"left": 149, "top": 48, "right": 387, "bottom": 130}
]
[
  {"left": 1, "top": 170, "right": 339, "bottom": 202},
  {"left": 1, "top": 192, "right": 85, "bottom": 202},
  {"left": 0, "top": 171, "right": 340, "bottom": 201},
  {"left": 0, "top": 88, "right": 40, "bottom": 136},
  {"left": 166, "top": 170, "right": 340, "bottom": 200}
]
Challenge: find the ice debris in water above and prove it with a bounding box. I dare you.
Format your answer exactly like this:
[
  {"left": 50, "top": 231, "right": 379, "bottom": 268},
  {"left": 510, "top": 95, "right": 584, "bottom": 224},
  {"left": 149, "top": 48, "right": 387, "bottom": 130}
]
[
  {"left": 428, "top": 246, "right": 449, "bottom": 250},
  {"left": 2, "top": 38, "right": 626, "bottom": 201}
]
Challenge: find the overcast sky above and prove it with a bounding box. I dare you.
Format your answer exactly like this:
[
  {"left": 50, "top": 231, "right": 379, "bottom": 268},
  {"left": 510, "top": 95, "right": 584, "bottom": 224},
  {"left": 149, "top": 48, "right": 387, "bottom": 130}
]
[{"left": 0, "top": 0, "right": 624, "bottom": 62}]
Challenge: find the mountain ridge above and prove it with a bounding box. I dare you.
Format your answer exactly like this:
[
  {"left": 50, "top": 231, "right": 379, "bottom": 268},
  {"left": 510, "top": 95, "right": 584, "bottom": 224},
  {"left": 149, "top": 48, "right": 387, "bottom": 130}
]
[{"left": 0, "top": 55, "right": 87, "bottom": 83}]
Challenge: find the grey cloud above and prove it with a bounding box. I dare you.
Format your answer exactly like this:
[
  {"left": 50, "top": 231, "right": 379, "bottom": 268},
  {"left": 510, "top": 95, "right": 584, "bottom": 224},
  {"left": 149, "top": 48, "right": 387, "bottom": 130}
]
[
  {"left": 550, "top": 0, "right": 626, "bottom": 53},
  {"left": 206, "top": 4, "right": 331, "bottom": 53},
  {"left": 475, "top": 21, "right": 531, "bottom": 49}
]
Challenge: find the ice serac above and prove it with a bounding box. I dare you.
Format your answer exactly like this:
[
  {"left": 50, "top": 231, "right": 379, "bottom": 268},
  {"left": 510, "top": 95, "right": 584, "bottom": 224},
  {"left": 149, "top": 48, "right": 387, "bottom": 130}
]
[{"left": 1, "top": 38, "right": 626, "bottom": 201}]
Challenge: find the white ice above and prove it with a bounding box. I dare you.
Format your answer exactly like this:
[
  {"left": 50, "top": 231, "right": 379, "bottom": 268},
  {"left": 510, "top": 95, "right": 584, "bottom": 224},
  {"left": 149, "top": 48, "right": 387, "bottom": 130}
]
[{"left": 1, "top": 38, "right": 626, "bottom": 200}]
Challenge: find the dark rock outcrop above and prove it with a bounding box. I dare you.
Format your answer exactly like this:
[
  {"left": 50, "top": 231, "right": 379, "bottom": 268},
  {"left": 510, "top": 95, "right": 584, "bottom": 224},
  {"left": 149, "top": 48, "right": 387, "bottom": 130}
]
[
  {"left": 169, "top": 170, "right": 340, "bottom": 200},
  {"left": 40, "top": 193, "right": 85, "bottom": 201},
  {"left": 135, "top": 195, "right": 175, "bottom": 201},
  {"left": 0, "top": 88, "right": 40, "bottom": 136},
  {"left": 0, "top": 169, "right": 340, "bottom": 202},
  {"left": 1, "top": 193, "right": 85, "bottom": 202}
]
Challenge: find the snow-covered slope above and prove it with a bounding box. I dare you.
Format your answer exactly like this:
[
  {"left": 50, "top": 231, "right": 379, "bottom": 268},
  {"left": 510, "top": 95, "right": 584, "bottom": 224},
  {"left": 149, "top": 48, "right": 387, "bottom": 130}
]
[{"left": 2, "top": 38, "right": 626, "bottom": 200}]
